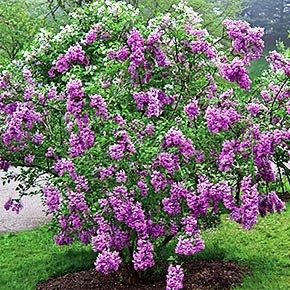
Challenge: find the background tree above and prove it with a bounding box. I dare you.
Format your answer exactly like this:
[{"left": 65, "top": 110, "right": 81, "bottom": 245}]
[
  {"left": 241, "top": 0, "right": 290, "bottom": 47},
  {"left": 44, "top": 0, "right": 244, "bottom": 33},
  {"left": 0, "top": 0, "right": 45, "bottom": 66}
]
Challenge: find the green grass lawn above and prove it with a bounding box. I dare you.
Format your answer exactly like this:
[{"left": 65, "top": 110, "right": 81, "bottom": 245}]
[{"left": 1, "top": 204, "right": 289, "bottom": 290}]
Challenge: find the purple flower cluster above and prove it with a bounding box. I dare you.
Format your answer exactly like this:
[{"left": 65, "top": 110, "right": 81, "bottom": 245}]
[
  {"left": 42, "top": 185, "right": 60, "bottom": 214},
  {"left": 89, "top": 94, "right": 109, "bottom": 119},
  {"left": 92, "top": 232, "right": 111, "bottom": 252},
  {"left": 175, "top": 235, "right": 205, "bottom": 255},
  {"left": 24, "top": 153, "right": 34, "bottom": 164},
  {"left": 186, "top": 177, "right": 233, "bottom": 217},
  {"left": 258, "top": 191, "right": 285, "bottom": 217},
  {"left": 230, "top": 176, "right": 259, "bottom": 229},
  {"left": 53, "top": 158, "right": 77, "bottom": 179},
  {"left": 98, "top": 165, "right": 114, "bottom": 181},
  {"left": 137, "top": 179, "right": 149, "bottom": 196},
  {"left": 2, "top": 102, "right": 43, "bottom": 150},
  {"left": 147, "top": 220, "right": 165, "bottom": 238},
  {"left": 23, "top": 85, "right": 35, "bottom": 101},
  {"left": 108, "top": 130, "right": 135, "bottom": 160},
  {"left": 115, "top": 170, "right": 127, "bottom": 183},
  {"left": 223, "top": 19, "right": 264, "bottom": 63},
  {"left": 68, "top": 116, "right": 95, "bottom": 157},
  {"left": 189, "top": 39, "right": 217, "bottom": 59},
  {"left": 218, "top": 139, "right": 241, "bottom": 171},
  {"left": 84, "top": 23, "right": 102, "bottom": 44},
  {"left": 152, "top": 46, "right": 171, "bottom": 67},
  {"left": 219, "top": 57, "right": 251, "bottom": 90},
  {"left": 150, "top": 170, "right": 168, "bottom": 192},
  {"left": 48, "top": 44, "right": 89, "bottom": 77},
  {"left": 53, "top": 232, "right": 73, "bottom": 245},
  {"left": 66, "top": 79, "right": 86, "bottom": 117},
  {"left": 4, "top": 197, "right": 23, "bottom": 213},
  {"left": 246, "top": 101, "right": 265, "bottom": 116},
  {"left": 166, "top": 264, "right": 184, "bottom": 290},
  {"left": 162, "top": 128, "right": 194, "bottom": 162},
  {"left": 205, "top": 105, "right": 240, "bottom": 134},
  {"left": 107, "top": 186, "right": 147, "bottom": 234},
  {"left": 153, "top": 152, "right": 179, "bottom": 174},
  {"left": 267, "top": 51, "right": 290, "bottom": 76},
  {"left": 162, "top": 182, "right": 189, "bottom": 216},
  {"left": 32, "top": 132, "right": 44, "bottom": 145},
  {"left": 253, "top": 132, "right": 275, "bottom": 182},
  {"left": 184, "top": 99, "right": 200, "bottom": 120},
  {"left": 116, "top": 46, "right": 130, "bottom": 61},
  {"left": 95, "top": 250, "right": 122, "bottom": 275},
  {"left": 133, "top": 238, "right": 155, "bottom": 271},
  {"left": 181, "top": 215, "right": 198, "bottom": 236},
  {"left": 127, "top": 28, "right": 149, "bottom": 82},
  {"left": 67, "top": 190, "right": 89, "bottom": 212},
  {"left": 133, "top": 88, "right": 174, "bottom": 118},
  {"left": 0, "top": 156, "right": 10, "bottom": 171}
]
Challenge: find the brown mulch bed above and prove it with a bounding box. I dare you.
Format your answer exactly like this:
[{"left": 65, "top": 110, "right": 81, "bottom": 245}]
[{"left": 37, "top": 260, "right": 250, "bottom": 290}]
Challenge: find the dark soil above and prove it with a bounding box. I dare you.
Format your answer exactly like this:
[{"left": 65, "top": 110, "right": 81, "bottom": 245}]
[{"left": 37, "top": 260, "right": 250, "bottom": 290}]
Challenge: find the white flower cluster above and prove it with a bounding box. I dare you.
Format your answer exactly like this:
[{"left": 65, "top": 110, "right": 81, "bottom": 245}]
[
  {"left": 172, "top": 0, "right": 202, "bottom": 24},
  {"left": 53, "top": 24, "right": 78, "bottom": 42}
]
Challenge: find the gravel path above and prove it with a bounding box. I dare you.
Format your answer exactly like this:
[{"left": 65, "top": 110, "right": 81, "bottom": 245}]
[{"left": 0, "top": 168, "right": 51, "bottom": 233}]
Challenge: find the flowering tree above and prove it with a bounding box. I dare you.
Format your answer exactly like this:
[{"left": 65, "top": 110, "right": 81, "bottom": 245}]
[{"left": 0, "top": 1, "right": 289, "bottom": 288}]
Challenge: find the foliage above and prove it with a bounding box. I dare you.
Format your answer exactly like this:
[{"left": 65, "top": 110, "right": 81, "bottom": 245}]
[
  {"left": 0, "top": 0, "right": 45, "bottom": 66},
  {"left": 0, "top": 0, "right": 289, "bottom": 288},
  {"left": 44, "top": 0, "right": 244, "bottom": 34}
]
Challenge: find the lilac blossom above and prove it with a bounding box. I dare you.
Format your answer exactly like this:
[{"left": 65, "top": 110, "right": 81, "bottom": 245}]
[
  {"left": 162, "top": 128, "right": 194, "bottom": 162},
  {"left": 154, "top": 152, "right": 179, "bottom": 174},
  {"left": 53, "top": 158, "right": 77, "bottom": 179},
  {"left": 205, "top": 106, "right": 240, "bottom": 134},
  {"left": 89, "top": 94, "right": 109, "bottom": 119},
  {"left": 67, "top": 190, "right": 89, "bottom": 212},
  {"left": 219, "top": 57, "right": 251, "bottom": 90},
  {"left": 95, "top": 250, "right": 122, "bottom": 275},
  {"left": 184, "top": 99, "right": 200, "bottom": 120},
  {"left": 223, "top": 19, "right": 264, "bottom": 63},
  {"left": 116, "top": 46, "right": 130, "bottom": 61},
  {"left": 175, "top": 235, "right": 205, "bottom": 255},
  {"left": 24, "top": 154, "right": 34, "bottom": 164},
  {"left": 32, "top": 132, "right": 44, "bottom": 144},
  {"left": 166, "top": 264, "right": 184, "bottom": 290},
  {"left": 98, "top": 165, "right": 114, "bottom": 181},
  {"left": 49, "top": 44, "right": 89, "bottom": 77},
  {"left": 137, "top": 179, "right": 149, "bottom": 196},
  {"left": 4, "top": 197, "right": 23, "bottom": 213},
  {"left": 267, "top": 51, "right": 290, "bottom": 76},
  {"left": 84, "top": 23, "right": 102, "bottom": 44},
  {"left": 0, "top": 157, "right": 10, "bottom": 171},
  {"left": 54, "top": 232, "right": 73, "bottom": 245},
  {"left": 92, "top": 233, "right": 112, "bottom": 252},
  {"left": 230, "top": 176, "right": 259, "bottom": 229},
  {"left": 267, "top": 191, "right": 285, "bottom": 214},
  {"left": 150, "top": 170, "right": 168, "bottom": 192},
  {"left": 43, "top": 185, "right": 61, "bottom": 214},
  {"left": 108, "top": 143, "right": 125, "bottom": 160},
  {"left": 133, "top": 239, "right": 155, "bottom": 271},
  {"left": 189, "top": 39, "right": 217, "bottom": 59},
  {"left": 218, "top": 139, "right": 240, "bottom": 171},
  {"left": 116, "top": 170, "right": 127, "bottom": 183},
  {"left": 133, "top": 88, "right": 174, "bottom": 118}
]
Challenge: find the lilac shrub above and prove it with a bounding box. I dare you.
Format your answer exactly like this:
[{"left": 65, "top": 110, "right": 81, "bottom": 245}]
[{"left": 0, "top": 0, "right": 289, "bottom": 287}]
